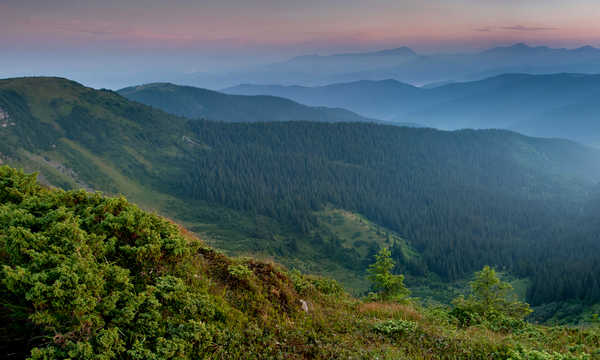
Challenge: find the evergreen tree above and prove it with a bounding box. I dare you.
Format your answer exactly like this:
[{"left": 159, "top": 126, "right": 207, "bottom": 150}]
[{"left": 367, "top": 248, "right": 410, "bottom": 302}]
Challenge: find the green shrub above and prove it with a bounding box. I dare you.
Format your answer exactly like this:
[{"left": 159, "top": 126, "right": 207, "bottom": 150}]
[
  {"left": 0, "top": 167, "right": 232, "bottom": 359},
  {"left": 373, "top": 319, "right": 418, "bottom": 336},
  {"left": 506, "top": 348, "right": 591, "bottom": 360},
  {"left": 228, "top": 264, "right": 253, "bottom": 281},
  {"left": 311, "top": 277, "right": 344, "bottom": 296},
  {"left": 451, "top": 266, "right": 531, "bottom": 330},
  {"left": 289, "top": 269, "right": 343, "bottom": 297}
]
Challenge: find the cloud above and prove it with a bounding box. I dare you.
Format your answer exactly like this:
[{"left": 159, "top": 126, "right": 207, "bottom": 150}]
[
  {"left": 54, "top": 21, "right": 124, "bottom": 37},
  {"left": 474, "top": 25, "right": 558, "bottom": 33},
  {"left": 501, "top": 25, "right": 557, "bottom": 32}
]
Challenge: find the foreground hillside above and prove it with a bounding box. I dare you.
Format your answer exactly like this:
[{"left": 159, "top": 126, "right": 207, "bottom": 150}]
[
  {"left": 2, "top": 166, "right": 599, "bottom": 359},
  {"left": 3, "top": 77, "right": 600, "bottom": 322}
]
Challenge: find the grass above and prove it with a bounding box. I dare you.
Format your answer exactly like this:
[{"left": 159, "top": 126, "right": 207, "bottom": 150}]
[{"left": 315, "top": 206, "right": 417, "bottom": 260}]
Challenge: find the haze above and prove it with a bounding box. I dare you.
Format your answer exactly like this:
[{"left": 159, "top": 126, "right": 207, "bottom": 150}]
[{"left": 2, "top": 0, "right": 600, "bottom": 88}]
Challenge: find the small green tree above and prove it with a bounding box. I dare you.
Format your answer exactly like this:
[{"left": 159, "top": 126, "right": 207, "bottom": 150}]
[
  {"left": 367, "top": 247, "right": 410, "bottom": 301},
  {"left": 453, "top": 266, "right": 531, "bottom": 322}
]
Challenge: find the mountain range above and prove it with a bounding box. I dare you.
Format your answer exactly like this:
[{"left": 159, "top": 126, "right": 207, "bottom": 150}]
[
  {"left": 226, "top": 73, "right": 600, "bottom": 146},
  {"left": 186, "top": 43, "right": 600, "bottom": 89}
]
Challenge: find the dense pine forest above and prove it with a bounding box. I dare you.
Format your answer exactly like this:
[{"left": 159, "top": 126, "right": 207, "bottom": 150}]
[
  {"left": 176, "top": 120, "right": 600, "bottom": 306},
  {"left": 2, "top": 77, "right": 600, "bottom": 323}
]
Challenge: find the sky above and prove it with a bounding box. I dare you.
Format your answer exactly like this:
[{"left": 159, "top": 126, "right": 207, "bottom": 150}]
[{"left": 2, "top": 0, "right": 600, "bottom": 88}]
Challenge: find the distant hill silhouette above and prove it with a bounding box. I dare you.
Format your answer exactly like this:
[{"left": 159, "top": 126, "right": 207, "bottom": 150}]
[
  {"left": 226, "top": 73, "right": 600, "bottom": 146},
  {"left": 189, "top": 43, "right": 600, "bottom": 89}
]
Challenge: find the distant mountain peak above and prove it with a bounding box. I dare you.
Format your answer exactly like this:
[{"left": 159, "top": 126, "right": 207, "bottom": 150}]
[
  {"left": 351, "top": 78, "right": 405, "bottom": 85},
  {"left": 332, "top": 46, "right": 417, "bottom": 58},
  {"left": 509, "top": 42, "right": 531, "bottom": 49},
  {"left": 574, "top": 45, "right": 600, "bottom": 53},
  {"left": 368, "top": 47, "right": 417, "bottom": 57},
  {"left": 290, "top": 47, "right": 417, "bottom": 61},
  {"left": 482, "top": 43, "right": 546, "bottom": 54},
  {"left": 482, "top": 43, "right": 600, "bottom": 55}
]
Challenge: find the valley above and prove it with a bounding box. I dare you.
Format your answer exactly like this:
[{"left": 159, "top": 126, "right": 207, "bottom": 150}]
[
  {"left": 4, "top": 1, "right": 600, "bottom": 358},
  {"left": 2, "top": 77, "right": 600, "bottom": 326}
]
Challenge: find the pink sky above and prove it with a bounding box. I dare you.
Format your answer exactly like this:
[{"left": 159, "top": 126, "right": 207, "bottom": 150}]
[
  {"left": 1, "top": 0, "right": 600, "bottom": 88},
  {"left": 2, "top": 0, "right": 600, "bottom": 54}
]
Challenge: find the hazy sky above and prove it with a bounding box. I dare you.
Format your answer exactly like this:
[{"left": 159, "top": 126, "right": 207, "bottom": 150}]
[{"left": 2, "top": 0, "right": 600, "bottom": 88}]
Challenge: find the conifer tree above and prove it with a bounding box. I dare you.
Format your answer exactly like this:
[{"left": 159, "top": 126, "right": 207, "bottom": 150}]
[{"left": 367, "top": 248, "right": 410, "bottom": 301}]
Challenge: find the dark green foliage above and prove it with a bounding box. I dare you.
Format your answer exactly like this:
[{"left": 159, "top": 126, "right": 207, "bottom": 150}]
[
  {"left": 177, "top": 119, "right": 600, "bottom": 308},
  {"left": 0, "top": 166, "right": 231, "bottom": 358}
]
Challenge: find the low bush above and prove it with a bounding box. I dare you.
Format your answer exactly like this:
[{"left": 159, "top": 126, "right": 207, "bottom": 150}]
[{"left": 373, "top": 319, "right": 418, "bottom": 336}]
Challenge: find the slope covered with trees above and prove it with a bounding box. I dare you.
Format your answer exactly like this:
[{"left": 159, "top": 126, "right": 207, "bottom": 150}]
[
  {"left": 2, "top": 77, "right": 600, "bottom": 320},
  {"left": 175, "top": 120, "right": 600, "bottom": 307}
]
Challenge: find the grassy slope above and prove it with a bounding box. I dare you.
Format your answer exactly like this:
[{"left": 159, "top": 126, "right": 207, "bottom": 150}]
[
  {"left": 316, "top": 207, "right": 415, "bottom": 259},
  {"left": 187, "top": 205, "right": 412, "bottom": 295},
  {"left": 0, "top": 77, "right": 193, "bottom": 210},
  {"left": 118, "top": 82, "right": 375, "bottom": 123},
  {"left": 2, "top": 166, "right": 599, "bottom": 359},
  {"left": 313, "top": 207, "right": 416, "bottom": 292}
]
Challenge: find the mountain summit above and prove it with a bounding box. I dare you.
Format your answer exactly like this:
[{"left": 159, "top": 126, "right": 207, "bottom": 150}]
[{"left": 333, "top": 46, "right": 418, "bottom": 57}]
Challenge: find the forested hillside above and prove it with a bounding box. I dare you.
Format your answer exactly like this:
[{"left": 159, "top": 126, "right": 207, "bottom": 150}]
[
  {"left": 2, "top": 77, "right": 600, "bottom": 322},
  {"left": 176, "top": 121, "right": 600, "bottom": 307}
]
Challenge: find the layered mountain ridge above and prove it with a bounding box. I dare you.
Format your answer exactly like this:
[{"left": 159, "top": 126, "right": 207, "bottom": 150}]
[{"left": 226, "top": 73, "right": 600, "bottom": 146}]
